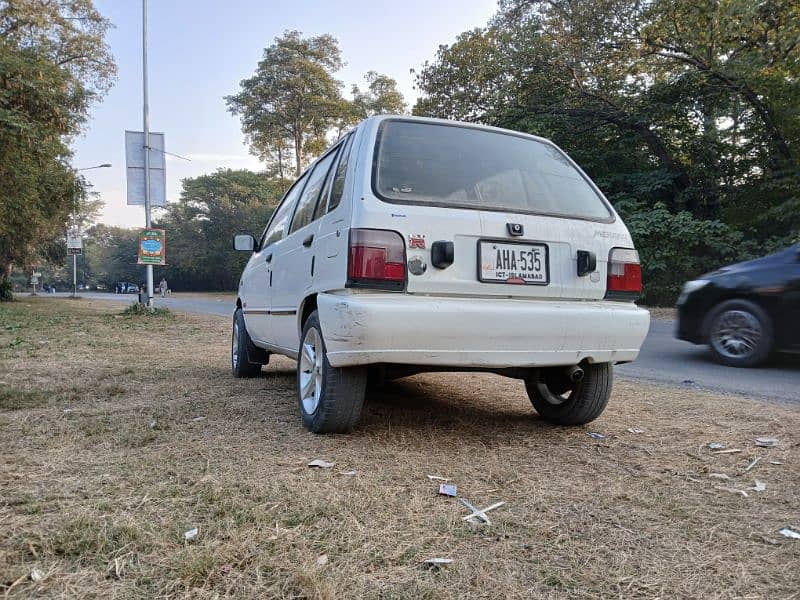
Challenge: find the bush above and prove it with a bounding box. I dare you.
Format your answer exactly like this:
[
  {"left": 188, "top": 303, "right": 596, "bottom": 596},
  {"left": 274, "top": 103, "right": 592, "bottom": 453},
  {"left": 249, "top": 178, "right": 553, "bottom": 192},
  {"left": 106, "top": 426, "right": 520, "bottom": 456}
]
[
  {"left": 0, "top": 278, "right": 13, "bottom": 302},
  {"left": 624, "top": 203, "right": 748, "bottom": 305}
]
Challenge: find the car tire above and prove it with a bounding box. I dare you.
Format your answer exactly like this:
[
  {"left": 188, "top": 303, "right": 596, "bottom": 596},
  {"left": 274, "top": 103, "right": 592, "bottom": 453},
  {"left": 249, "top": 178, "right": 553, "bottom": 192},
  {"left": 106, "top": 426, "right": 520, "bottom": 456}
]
[
  {"left": 231, "top": 308, "right": 263, "bottom": 378},
  {"left": 298, "top": 310, "right": 367, "bottom": 433},
  {"left": 705, "top": 299, "right": 773, "bottom": 367},
  {"left": 525, "top": 363, "right": 613, "bottom": 426}
]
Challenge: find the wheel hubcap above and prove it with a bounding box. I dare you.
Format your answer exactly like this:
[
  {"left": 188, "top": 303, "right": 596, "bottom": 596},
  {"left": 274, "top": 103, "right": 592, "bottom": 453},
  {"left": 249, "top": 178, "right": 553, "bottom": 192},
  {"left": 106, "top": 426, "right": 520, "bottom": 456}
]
[
  {"left": 299, "top": 327, "right": 323, "bottom": 414},
  {"left": 232, "top": 322, "right": 240, "bottom": 370},
  {"left": 710, "top": 309, "right": 762, "bottom": 359}
]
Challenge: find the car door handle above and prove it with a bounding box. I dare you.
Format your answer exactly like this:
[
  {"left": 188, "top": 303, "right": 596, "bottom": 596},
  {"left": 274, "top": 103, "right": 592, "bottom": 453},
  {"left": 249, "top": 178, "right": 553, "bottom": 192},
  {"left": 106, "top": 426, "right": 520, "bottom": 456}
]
[
  {"left": 265, "top": 252, "right": 272, "bottom": 263},
  {"left": 302, "top": 234, "right": 314, "bottom": 247}
]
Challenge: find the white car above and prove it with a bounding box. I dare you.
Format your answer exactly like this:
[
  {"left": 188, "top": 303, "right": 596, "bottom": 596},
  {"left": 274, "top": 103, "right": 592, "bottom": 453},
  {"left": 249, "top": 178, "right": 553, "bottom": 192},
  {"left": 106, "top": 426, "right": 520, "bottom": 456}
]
[{"left": 233, "top": 116, "right": 650, "bottom": 433}]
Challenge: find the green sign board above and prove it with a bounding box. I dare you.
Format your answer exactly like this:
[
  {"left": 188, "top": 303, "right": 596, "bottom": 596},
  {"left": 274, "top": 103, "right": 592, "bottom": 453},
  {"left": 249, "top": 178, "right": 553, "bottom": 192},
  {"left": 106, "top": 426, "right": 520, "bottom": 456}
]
[{"left": 137, "top": 228, "right": 166, "bottom": 265}]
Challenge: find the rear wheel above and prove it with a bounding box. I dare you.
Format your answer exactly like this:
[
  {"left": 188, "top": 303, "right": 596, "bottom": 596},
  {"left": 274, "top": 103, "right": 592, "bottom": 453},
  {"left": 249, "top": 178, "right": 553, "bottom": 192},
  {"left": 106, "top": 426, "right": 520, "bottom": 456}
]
[
  {"left": 298, "top": 311, "right": 367, "bottom": 433},
  {"left": 706, "top": 299, "right": 773, "bottom": 367},
  {"left": 231, "top": 308, "right": 262, "bottom": 378},
  {"left": 525, "top": 363, "right": 613, "bottom": 425}
]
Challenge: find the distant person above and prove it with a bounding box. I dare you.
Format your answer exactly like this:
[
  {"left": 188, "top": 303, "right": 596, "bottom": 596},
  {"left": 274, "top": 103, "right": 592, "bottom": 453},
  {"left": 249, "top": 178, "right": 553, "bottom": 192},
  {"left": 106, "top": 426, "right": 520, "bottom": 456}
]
[{"left": 159, "top": 278, "right": 168, "bottom": 298}]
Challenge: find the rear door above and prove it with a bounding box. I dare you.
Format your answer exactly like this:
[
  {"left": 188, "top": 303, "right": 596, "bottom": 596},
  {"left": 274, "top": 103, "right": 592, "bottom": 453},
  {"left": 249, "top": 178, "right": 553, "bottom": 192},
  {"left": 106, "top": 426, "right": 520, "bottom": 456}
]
[
  {"left": 270, "top": 146, "right": 341, "bottom": 351},
  {"left": 369, "top": 119, "right": 623, "bottom": 301}
]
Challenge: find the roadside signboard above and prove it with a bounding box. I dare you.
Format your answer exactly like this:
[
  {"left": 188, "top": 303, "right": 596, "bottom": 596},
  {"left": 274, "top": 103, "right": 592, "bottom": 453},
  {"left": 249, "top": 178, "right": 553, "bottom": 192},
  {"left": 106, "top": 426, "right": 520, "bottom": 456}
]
[
  {"left": 125, "top": 130, "right": 166, "bottom": 206},
  {"left": 137, "top": 228, "right": 166, "bottom": 265},
  {"left": 67, "top": 230, "right": 83, "bottom": 255}
]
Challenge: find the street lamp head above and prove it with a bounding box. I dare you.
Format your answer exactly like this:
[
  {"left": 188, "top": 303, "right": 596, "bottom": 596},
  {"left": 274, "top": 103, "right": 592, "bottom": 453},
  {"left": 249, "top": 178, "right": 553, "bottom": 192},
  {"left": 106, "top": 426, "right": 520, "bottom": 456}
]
[{"left": 77, "top": 163, "right": 112, "bottom": 171}]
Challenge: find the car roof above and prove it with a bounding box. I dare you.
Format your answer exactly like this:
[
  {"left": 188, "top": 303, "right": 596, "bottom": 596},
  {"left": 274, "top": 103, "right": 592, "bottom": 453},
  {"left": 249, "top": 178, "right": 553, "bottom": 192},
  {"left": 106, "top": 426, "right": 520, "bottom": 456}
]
[{"left": 361, "top": 114, "right": 554, "bottom": 146}]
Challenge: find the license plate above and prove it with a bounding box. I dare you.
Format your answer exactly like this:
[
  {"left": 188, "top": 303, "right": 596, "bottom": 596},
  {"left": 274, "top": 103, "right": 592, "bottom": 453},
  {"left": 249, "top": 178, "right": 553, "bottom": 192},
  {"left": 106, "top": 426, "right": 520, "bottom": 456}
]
[{"left": 478, "top": 240, "right": 549, "bottom": 285}]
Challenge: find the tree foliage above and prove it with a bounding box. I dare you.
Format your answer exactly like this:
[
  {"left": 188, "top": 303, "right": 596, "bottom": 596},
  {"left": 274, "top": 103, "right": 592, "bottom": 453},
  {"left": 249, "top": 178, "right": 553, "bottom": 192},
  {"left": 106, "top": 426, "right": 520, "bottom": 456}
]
[
  {"left": 0, "top": 0, "right": 115, "bottom": 298},
  {"left": 227, "top": 31, "right": 406, "bottom": 179},
  {"left": 151, "top": 169, "right": 282, "bottom": 291},
  {"left": 226, "top": 31, "right": 348, "bottom": 178},
  {"left": 414, "top": 0, "right": 799, "bottom": 303},
  {"left": 352, "top": 71, "right": 407, "bottom": 118}
]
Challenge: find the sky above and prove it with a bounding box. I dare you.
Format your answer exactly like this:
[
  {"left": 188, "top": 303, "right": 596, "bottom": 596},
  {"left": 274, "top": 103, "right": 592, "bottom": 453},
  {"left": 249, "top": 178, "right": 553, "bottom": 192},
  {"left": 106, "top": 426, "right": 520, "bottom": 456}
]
[{"left": 73, "top": 0, "right": 499, "bottom": 227}]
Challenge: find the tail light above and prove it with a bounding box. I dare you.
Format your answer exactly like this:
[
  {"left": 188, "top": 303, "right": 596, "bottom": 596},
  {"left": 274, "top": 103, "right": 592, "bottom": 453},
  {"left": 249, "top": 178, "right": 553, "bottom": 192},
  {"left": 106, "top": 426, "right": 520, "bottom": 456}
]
[
  {"left": 347, "top": 229, "right": 406, "bottom": 290},
  {"left": 605, "top": 247, "right": 642, "bottom": 300}
]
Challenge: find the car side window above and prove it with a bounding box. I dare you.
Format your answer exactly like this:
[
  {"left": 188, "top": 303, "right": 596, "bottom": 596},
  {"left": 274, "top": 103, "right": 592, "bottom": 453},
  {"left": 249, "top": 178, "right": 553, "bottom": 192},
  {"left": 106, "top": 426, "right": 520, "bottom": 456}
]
[
  {"left": 327, "top": 133, "right": 354, "bottom": 213},
  {"left": 261, "top": 176, "right": 306, "bottom": 248},
  {"left": 288, "top": 149, "right": 338, "bottom": 235}
]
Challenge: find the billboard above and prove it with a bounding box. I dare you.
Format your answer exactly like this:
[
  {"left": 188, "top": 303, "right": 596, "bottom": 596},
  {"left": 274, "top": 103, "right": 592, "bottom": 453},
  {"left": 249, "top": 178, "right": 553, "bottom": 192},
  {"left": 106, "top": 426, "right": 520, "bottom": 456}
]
[
  {"left": 125, "top": 130, "right": 166, "bottom": 206},
  {"left": 137, "top": 228, "right": 166, "bottom": 265},
  {"left": 67, "top": 230, "right": 83, "bottom": 255}
]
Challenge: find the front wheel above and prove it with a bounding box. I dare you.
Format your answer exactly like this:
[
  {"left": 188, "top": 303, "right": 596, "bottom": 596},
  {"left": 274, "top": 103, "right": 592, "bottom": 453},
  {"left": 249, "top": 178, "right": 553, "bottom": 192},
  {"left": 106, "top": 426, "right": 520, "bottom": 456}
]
[
  {"left": 525, "top": 363, "right": 613, "bottom": 425},
  {"left": 705, "top": 299, "right": 773, "bottom": 367},
  {"left": 298, "top": 311, "right": 367, "bottom": 433},
  {"left": 231, "top": 308, "right": 263, "bottom": 378}
]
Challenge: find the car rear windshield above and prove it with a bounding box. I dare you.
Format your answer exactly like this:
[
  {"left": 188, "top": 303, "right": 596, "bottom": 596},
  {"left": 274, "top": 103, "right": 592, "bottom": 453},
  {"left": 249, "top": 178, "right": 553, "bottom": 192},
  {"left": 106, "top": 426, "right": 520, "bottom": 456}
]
[{"left": 373, "top": 120, "right": 612, "bottom": 220}]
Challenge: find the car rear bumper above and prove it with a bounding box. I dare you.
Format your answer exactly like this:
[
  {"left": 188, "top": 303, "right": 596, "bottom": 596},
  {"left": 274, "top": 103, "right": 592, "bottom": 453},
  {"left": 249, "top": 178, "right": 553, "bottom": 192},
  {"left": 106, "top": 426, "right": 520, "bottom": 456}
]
[{"left": 317, "top": 292, "right": 650, "bottom": 368}]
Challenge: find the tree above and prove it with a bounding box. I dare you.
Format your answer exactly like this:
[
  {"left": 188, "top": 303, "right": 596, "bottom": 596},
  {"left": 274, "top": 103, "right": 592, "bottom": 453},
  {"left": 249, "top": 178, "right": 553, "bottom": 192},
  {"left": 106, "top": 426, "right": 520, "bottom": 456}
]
[
  {"left": 226, "top": 31, "right": 348, "bottom": 177},
  {"left": 351, "top": 71, "right": 407, "bottom": 118},
  {"left": 0, "top": 0, "right": 115, "bottom": 299},
  {"left": 153, "top": 169, "right": 282, "bottom": 291}
]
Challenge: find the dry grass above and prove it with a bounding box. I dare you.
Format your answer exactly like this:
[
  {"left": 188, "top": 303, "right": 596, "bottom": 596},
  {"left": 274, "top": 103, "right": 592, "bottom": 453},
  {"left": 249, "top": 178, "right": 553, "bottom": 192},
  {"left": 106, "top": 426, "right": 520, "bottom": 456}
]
[{"left": 1, "top": 298, "right": 798, "bottom": 599}]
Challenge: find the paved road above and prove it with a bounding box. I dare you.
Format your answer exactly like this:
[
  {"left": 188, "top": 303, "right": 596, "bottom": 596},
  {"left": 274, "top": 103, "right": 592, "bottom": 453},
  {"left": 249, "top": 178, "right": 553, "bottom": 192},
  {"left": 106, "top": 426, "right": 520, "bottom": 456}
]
[
  {"left": 616, "top": 318, "right": 798, "bottom": 404},
  {"left": 47, "top": 293, "right": 798, "bottom": 403}
]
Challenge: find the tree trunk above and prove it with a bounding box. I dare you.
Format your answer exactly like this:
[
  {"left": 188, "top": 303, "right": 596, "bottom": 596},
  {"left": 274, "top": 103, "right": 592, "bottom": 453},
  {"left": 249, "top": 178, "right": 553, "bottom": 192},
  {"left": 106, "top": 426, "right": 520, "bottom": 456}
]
[{"left": 294, "top": 130, "right": 303, "bottom": 177}]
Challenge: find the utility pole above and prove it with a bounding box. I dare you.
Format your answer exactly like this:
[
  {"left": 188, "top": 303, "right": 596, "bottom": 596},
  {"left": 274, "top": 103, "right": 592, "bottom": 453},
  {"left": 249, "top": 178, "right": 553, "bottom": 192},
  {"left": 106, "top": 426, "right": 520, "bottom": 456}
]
[
  {"left": 142, "top": 0, "right": 154, "bottom": 307},
  {"left": 72, "top": 252, "right": 77, "bottom": 298}
]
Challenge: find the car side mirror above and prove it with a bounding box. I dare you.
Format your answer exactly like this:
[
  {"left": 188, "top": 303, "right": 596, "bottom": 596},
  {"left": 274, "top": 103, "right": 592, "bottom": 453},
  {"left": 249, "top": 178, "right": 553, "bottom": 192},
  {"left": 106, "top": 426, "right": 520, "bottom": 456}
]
[{"left": 233, "top": 233, "right": 255, "bottom": 252}]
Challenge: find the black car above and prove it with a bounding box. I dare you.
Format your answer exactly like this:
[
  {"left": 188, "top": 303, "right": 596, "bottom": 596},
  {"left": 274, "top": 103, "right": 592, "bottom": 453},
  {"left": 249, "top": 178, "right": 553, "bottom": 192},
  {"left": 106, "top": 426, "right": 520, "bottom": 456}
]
[{"left": 676, "top": 243, "right": 800, "bottom": 367}]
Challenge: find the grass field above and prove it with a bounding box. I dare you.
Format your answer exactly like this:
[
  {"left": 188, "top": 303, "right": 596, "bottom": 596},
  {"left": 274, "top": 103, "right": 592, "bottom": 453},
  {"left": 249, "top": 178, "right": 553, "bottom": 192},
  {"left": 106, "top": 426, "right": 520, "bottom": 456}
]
[{"left": 1, "top": 298, "right": 798, "bottom": 598}]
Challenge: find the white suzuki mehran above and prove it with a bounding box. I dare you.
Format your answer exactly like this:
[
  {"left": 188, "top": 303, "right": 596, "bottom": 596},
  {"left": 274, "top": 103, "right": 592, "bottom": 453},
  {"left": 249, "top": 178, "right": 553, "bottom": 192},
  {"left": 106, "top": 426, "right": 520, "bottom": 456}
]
[{"left": 233, "top": 116, "right": 650, "bottom": 433}]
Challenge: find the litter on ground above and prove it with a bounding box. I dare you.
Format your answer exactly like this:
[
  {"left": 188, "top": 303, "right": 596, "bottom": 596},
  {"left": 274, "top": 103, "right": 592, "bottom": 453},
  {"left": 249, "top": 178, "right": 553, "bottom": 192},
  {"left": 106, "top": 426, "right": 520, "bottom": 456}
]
[
  {"left": 716, "top": 486, "right": 748, "bottom": 498},
  {"left": 460, "top": 499, "right": 505, "bottom": 523},
  {"left": 712, "top": 448, "right": 742, "bottom": 454},
  {"left": 423, "top": 558, "right": 453, "bottom": 567},
  {"left": 426, "top": 475, "right": 449, "bottom": 481},
  {"left": 751, "top": 480, "right": 767, "bottom": 492},
  {"left": 316, "top": 554, "right": 328, "bottom": 568},
  {"left": 338, "top": 470, "right": 357, "bottom": 476},
  {"left": 184, "top": 527, "right": 199, "bottom": 541},
  {"left": 708, "top": 473, "right": 730, "bottom": 480},
  {"left": 744, "top": 457, "right": 761, "bottom": 472},
  {"left": 587, "top": 432, "right": 607, "bottom": 439},
  {"left": 778, "top": 527, "right": 800, "bottom": 539},
  {"left": 30, "top": 567, "right": 44, "bottom": 582},
  {"left": 754, "top": 437, "right": 779, "bottom": 448},
  {"left": 627, "top": 427, "right": 644, "bottom": 434},
  {"left": 438, "top": 483, "right": 457, "bottom": 497},
  {"left": 707, "top": 442, "right": 725, "bottom": 450},
  {"left": 307, "top": 459, "right": 335, "bottom": 468}
]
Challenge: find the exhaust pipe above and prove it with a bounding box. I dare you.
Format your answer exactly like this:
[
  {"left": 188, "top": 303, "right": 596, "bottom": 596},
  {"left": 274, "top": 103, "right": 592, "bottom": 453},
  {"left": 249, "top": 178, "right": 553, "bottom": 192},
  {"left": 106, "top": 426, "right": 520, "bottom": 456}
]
[{"left": 565, "top": 365, "right": 584, "bottom": 383}]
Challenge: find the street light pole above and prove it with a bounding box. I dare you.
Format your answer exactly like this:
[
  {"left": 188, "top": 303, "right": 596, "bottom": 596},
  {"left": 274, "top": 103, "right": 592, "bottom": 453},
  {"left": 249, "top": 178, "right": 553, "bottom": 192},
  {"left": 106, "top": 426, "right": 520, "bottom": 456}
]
[{"left": 142, "top": 0, "right": 154, "bottom": 308}]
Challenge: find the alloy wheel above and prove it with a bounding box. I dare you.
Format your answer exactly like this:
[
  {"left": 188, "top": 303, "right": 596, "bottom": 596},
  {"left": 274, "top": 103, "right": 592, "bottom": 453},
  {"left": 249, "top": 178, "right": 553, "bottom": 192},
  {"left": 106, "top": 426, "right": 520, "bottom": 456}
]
[
  {"left": 710, "top": 309, "right": 762, "bottom": 360},
  {"left": 299, "top": 327, "right": 323, "bottom": 415}
]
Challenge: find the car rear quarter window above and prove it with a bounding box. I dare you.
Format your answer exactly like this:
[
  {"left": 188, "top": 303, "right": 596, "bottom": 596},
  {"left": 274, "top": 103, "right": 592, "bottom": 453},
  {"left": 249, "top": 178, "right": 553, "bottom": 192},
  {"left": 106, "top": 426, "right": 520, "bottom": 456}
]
[
  {"left": 327, "top": 133, "right": 355, "bottom": 213},
  {"left": 373, "top": 120, "right": 612, "bottom": 221},
  {"left": 289, "top": 149, "right": 338, "bottom": 234}
]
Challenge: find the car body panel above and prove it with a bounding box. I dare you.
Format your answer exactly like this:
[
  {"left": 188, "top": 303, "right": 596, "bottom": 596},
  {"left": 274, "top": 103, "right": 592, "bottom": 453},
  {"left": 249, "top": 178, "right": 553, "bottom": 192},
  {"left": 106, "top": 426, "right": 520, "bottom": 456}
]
[{"left": 677, "top": 244, "right": 800, "bottom": 351}]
